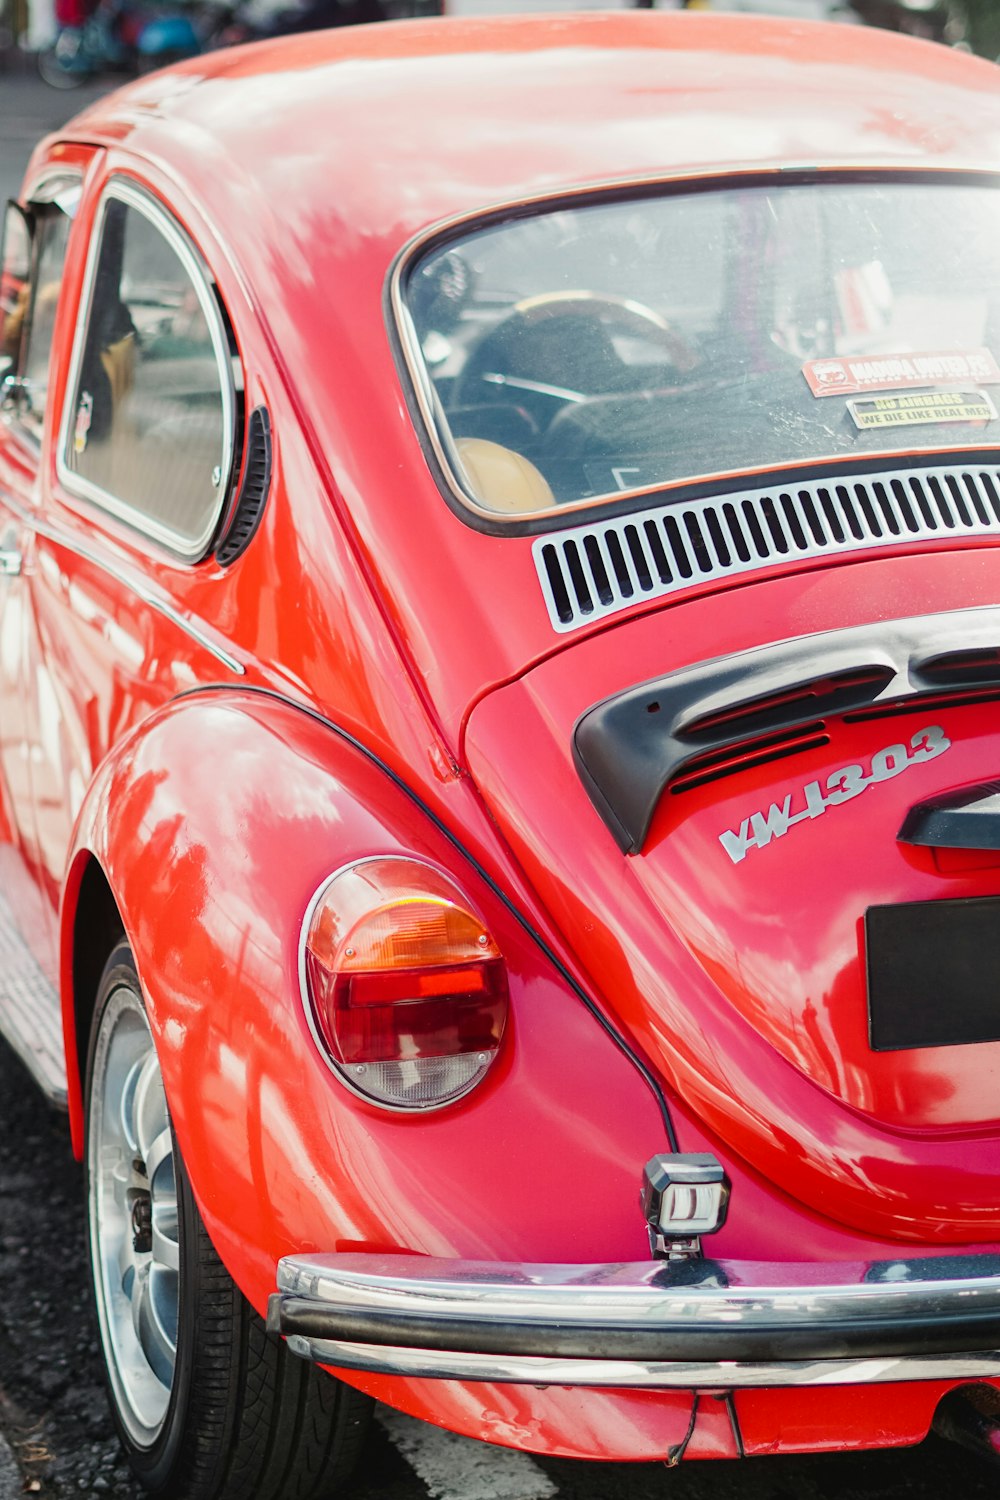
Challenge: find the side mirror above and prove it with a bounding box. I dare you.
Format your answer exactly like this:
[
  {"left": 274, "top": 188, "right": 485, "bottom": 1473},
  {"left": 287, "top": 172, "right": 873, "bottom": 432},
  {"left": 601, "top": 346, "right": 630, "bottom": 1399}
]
[{"left": 0, "top": 201, "right": 34, "bottom": 374}]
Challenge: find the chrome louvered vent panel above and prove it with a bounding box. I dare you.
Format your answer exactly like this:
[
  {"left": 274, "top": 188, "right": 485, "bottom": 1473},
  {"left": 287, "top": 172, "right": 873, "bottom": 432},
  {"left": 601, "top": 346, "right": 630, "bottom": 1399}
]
[{"left": 532, "top": 465, "right": 1000, "bottom": 633}]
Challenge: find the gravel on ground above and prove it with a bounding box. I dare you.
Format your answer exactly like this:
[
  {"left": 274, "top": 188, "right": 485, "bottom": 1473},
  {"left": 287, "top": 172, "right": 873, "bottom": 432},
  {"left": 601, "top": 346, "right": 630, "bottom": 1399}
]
[{"left": 0, "top": 1039, "right": 143, "bottom": 1498}]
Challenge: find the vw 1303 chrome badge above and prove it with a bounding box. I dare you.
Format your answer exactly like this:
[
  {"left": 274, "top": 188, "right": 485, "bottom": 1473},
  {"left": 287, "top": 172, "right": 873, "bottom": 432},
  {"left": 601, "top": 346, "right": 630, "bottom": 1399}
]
[{"left": 719, "top": 726, "right": 952, "bottom": 865}]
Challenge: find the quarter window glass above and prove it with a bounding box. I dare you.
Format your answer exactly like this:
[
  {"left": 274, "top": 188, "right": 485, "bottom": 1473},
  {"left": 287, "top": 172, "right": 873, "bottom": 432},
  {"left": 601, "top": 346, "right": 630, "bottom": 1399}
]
[
  {"left": 2, "top": 208, "right": 71, "bottom": 443},
  {"left": 0, "top": 205, "right": 32, "bottom": 375},
  {"left": 21, "top": 212, "right": 71, "bottom": 441},
  {"left": 65, "top": 194, "right": 230, "bottom": 555}
]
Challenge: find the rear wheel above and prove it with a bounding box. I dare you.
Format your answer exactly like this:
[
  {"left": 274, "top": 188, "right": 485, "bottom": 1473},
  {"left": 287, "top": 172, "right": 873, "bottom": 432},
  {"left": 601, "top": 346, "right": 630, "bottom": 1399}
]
[{"left": 85, "top": 941, "right": 372, "bottom": 1499}]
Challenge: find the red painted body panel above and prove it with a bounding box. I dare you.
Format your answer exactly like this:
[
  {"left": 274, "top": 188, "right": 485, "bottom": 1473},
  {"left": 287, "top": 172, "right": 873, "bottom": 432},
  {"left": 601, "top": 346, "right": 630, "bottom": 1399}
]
[
  {"left": 42, "top": 16, "right": 1000, "bottom": 747},
  {"left": 66, "top": 691, "right": 712, "bottom": 1458},
  {"left": 465, "top": 550, "right": 1000, "bottom": 1243},
  {"left": 4, "top": 11, "right": 1000, "bottom": 1467}
]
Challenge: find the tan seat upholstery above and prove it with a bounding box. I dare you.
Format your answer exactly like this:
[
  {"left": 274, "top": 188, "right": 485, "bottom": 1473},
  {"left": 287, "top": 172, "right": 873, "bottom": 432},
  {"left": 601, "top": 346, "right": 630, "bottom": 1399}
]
[
  {"left": 455, "top": 437, "right": 556, "bottom": 514},
  {"left": 99, "top": 333, "right": 136, "bottom": 409}
]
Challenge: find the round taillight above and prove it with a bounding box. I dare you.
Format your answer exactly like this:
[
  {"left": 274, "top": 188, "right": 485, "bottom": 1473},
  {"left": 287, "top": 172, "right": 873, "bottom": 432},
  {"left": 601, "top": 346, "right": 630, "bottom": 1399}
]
[{"left": 300, "top": 857, "right": 509, "bottom": 1110}]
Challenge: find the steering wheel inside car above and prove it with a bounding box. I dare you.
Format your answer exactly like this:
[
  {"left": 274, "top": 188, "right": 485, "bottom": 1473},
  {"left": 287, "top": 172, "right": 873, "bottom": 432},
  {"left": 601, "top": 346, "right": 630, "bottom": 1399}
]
[{"left": 451, "top": 289, "right": 701, "bottom": 423}]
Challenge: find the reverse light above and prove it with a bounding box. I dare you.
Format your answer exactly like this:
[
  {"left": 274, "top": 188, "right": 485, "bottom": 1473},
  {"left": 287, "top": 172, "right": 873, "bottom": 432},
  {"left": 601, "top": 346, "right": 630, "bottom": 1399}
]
[
  {"left": 642, "top": 1154, "right": 730, "bottom": 1259},
  {"left": 300, "top": 857, "right": 508, "bottom": 1110}
]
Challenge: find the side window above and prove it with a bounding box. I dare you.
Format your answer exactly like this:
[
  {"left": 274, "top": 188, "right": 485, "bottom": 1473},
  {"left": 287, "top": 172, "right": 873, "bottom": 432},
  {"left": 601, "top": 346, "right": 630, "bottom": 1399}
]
[
  {"left": 1, "top": 202, "right": 72, "bottom": 444},
  {"left": 0, "top": 204, "right": 32, "bottom": 375},
  {"left": 63, "top": 187, "right": 235, "bottom": 559}
]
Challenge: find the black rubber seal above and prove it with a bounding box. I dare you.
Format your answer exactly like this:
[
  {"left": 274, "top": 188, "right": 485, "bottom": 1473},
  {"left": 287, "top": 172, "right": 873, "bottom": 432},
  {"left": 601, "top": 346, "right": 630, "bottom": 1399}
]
[{"left": 276, "top": 1295, "right": 1000, "bottom": 1364}]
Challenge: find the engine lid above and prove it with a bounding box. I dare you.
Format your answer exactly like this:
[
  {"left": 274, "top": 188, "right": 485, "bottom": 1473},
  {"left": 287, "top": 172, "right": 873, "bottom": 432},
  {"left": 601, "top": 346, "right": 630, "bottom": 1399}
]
[{"left": 464, "top": 565, "right": 1000, "bottom": 1239}]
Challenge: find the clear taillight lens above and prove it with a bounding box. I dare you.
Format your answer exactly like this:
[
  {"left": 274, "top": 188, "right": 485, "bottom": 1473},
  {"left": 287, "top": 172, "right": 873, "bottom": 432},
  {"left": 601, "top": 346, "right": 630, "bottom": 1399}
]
[{"left": 300, "top": 857, "right": 508, "bottom": 1110}]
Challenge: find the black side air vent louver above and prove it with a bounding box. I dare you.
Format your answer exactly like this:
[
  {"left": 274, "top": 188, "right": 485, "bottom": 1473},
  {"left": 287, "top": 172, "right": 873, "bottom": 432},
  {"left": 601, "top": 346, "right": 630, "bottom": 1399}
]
[
  {"left": 217, "top": 407, "right": 272, "bottom": 566},
  {"left": 573, "top": 607, "right": 1000, "bottom": 853},
  {"left": 913, "top": 647, "right": 1000, "bottom": 688}
]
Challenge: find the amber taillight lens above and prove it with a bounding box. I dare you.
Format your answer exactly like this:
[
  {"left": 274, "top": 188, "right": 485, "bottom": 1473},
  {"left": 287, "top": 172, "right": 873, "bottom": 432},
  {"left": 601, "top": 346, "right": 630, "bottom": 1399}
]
[{"left": 301, "top": 857, "right": 508, "bottom": 1110}]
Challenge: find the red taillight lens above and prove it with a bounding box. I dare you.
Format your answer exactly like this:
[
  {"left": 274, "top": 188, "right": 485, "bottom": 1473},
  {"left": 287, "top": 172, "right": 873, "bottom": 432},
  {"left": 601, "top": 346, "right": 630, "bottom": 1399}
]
[
  {"left": 304, "top": 958, "right": 508, "bottom": 1064},
  {"left": 301, "top": 858, "right": 509, "bottom": 1109}
]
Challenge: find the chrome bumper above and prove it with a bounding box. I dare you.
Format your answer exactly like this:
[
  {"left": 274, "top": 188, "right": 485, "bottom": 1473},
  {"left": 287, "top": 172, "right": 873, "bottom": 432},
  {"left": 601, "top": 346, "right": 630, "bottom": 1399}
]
[{"left": 267, "top": 1252, "right": 1000, "bottom": 1389}]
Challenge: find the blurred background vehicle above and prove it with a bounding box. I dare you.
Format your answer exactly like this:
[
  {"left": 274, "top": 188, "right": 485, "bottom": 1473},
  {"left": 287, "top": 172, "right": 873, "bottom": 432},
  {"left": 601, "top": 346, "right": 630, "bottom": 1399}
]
[
  {"left": 675, "top": 0, "right": 956, "bottom": 42},
  {"left": 677, "top": 0, "right": 858, "bottom": 16},
  {"left": 851, "top": 0, "right": 955, "bottom": 42},
  {"left": 438, "top": 0, "right": 965, "bottom": 45},
  {"left": 213, "top": 0, "right": 431, "bottom": 46},
  {"left": 12, "top": 0, "right": 997, "bottom": 98},
  {"left": 36, "top": 0, "right": 217, "bottom": 87}
]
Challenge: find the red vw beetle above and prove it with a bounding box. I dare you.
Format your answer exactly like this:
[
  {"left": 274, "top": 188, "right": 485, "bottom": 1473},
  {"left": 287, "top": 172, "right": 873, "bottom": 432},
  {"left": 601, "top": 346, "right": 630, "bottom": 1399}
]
[{"left": 6, "top": 13, "right": 1000, "bottom": 1496}]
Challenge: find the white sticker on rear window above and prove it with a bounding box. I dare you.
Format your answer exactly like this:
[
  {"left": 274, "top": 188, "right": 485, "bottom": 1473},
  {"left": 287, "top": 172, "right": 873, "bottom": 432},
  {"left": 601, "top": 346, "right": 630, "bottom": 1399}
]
[
  {"left": 803, "top": 350, "right": 1000, "bottom": 398},
  {"left": 847, "top": 390, "right": 996, "bottom": 431}
]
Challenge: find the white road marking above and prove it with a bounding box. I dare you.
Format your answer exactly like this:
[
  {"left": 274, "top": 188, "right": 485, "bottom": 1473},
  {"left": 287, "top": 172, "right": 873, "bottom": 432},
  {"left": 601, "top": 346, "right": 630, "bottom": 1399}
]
[{"left": 377, "top": 1407, "right": 558, "bottom": 1500}]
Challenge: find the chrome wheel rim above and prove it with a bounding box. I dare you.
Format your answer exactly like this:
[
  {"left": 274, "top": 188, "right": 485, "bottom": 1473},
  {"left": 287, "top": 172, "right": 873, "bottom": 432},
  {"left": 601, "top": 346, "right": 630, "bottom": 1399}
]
[{"left": 88, "top": 980, "right": 179, "bottom": 1448}]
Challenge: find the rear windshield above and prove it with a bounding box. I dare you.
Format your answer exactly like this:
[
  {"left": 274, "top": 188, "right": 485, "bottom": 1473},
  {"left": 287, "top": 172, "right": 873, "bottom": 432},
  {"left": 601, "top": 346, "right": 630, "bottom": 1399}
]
[{"left": 401, "top": 179, "right": 1000, "bottom": 521}]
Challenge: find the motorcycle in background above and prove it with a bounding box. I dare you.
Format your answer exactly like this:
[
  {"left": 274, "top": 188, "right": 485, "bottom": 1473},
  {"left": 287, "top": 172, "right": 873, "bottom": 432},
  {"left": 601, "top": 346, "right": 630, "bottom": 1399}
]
[
  {"left": 213, "top": 0, "right": 436, "bottom": 44},
  {"left": 37, "top": 0, "right": 227, "bottom": 87}
]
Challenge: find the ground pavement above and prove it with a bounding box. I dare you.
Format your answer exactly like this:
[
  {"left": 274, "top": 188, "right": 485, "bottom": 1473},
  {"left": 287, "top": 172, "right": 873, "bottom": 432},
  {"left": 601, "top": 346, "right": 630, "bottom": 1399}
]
[{"left": 0, "top": 59, "right": 112, "bottom": 203}]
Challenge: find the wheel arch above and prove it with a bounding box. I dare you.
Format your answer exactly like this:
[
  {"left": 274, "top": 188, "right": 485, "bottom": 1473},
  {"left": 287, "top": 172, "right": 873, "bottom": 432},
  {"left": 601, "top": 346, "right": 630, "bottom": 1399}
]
[
  {"left": 62, "top": 849, "right": 126, "bottom": 1158},
  {"left": 58, "top": 685, "right": 443, "bottom": 1166},
  {"left": 60, "top": 684, "right": 667, "bottom": 1327}
]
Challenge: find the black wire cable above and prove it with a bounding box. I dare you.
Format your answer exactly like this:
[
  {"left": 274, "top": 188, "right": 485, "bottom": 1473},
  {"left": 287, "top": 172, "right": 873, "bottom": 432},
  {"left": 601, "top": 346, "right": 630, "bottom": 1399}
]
[{"left": 665, "top": 1395, "right": 700, "bottom": 1467}]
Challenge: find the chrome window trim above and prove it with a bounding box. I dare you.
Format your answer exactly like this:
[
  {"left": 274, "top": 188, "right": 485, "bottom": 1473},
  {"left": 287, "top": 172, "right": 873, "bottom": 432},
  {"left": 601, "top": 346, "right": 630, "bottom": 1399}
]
[
  {"left": 27, "top": 173, "right": 82, "bottom": 217},
  {"left": 2, "top": 170, "right": 83, "bottom": 456},
  {"left": 0, "top": 484, "right": 244, "bottom": 675},
  {"left": 56, "top": 177, "right": 237, "bottom": 564}
]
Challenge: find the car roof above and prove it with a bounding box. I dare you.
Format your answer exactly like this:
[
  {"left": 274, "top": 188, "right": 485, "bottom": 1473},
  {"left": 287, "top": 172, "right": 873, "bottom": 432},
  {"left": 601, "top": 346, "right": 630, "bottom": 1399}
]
[
  {"left": 60, "top": 13, "right": 1000, "bottom": 250},
  {"left": 38, "top": 14, "right": 1000, "bottom": 726}
]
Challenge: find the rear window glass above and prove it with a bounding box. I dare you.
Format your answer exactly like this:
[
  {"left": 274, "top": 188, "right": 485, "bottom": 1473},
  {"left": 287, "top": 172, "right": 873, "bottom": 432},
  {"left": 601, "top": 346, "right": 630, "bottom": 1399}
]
[{"left": 402, "top": 179, "right": 1000, "bottom": 521}]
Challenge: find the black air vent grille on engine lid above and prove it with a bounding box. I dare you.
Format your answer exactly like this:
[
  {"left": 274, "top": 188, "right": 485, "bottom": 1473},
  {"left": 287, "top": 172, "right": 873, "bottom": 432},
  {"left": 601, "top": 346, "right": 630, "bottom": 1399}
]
[{"left": 534, "top": 464, "right": 1000, "bottom": 631}]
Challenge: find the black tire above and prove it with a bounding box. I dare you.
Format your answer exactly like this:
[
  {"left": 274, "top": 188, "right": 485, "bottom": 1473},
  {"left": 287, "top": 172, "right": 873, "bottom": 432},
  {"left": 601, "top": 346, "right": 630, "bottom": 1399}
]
[{"left": 85, "top": 940, "right": 372, "bottom": 1499}]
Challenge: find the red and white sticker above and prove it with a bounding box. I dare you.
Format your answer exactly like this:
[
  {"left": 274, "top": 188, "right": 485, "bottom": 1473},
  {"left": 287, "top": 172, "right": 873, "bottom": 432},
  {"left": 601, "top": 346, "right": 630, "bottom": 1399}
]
[{"left": 802, "top": 348, "right": 1000, "bottom": 398}]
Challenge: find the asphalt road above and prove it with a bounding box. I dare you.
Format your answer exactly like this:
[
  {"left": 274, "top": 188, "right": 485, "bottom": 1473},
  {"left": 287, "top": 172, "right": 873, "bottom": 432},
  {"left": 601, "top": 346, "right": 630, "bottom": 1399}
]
[
  {"left": 4, "top": 50, "right": 1000, "bottom": 1500},
  {"left": 3, "top": 1022, "right": 1000, "bottom": 1500},
  {"left": 0, "top": 61, "right": 112, "bottom": 204}
]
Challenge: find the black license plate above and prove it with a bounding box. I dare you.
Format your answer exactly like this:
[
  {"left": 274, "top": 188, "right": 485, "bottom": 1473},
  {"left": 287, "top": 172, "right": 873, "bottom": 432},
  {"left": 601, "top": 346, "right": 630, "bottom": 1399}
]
[{"left": 866, "top": 897, "right": 1000, "bottom": 1051}]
